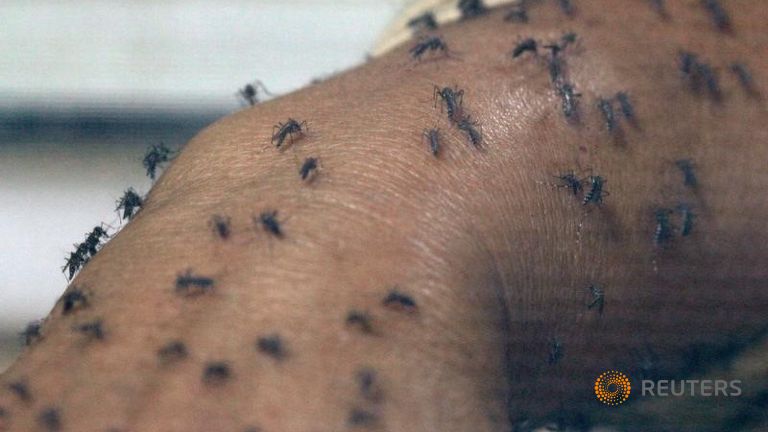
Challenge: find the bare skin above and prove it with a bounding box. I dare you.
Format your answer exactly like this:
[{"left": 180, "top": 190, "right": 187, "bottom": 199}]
[{"left": 2, "top": 1, "right": 767, "bottom": 431}]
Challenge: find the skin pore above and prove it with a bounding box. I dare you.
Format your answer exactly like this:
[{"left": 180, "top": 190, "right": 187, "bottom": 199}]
[{"left": 2, "top": 1, "right": 767, "bottom": 431}]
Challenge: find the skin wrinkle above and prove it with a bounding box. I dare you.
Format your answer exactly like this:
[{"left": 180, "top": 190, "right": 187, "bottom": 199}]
[
  {"left": 141, "top": 140, "right": 498, "bottom": 430},
  {"left": 52, "top": 200, "right": 268, "bottom": 428},
  {"left": 468, "top": 0, "right": 768, "bottom": 418}
]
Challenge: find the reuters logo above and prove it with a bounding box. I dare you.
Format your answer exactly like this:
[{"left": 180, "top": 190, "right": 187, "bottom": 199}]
[{"left": 594, "top": 371, "right": 631, "bottom": 406}]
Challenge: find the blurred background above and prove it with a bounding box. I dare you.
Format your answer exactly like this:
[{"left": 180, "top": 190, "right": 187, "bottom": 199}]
[{"left": 0, "top": 0, "right": 404, "bottom": 371}]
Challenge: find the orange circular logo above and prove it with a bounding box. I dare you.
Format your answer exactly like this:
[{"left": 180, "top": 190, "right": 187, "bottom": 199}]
[{"left": 594, "top": 371, "right": 631, "bottom": 406}]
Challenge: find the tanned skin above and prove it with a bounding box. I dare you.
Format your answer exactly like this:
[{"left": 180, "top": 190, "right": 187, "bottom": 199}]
[{"left": 1, "top": 1, "right": 767, "bottom": 431}]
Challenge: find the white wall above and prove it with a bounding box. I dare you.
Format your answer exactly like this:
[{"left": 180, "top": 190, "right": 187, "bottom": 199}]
[{"left": 0, "top": 0, "right": 401, "bottom": 110}]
